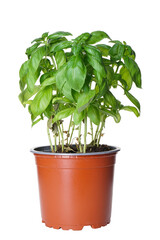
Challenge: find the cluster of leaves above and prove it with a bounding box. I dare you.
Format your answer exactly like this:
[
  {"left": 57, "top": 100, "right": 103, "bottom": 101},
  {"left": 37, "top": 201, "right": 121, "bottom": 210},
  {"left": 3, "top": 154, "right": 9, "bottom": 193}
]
[{"left": 19, "top": 30, "right": 142, "bottom": 153}]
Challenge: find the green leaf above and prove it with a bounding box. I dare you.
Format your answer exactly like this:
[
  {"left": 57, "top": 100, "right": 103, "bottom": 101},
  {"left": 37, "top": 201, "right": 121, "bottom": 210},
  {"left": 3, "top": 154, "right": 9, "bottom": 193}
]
[
  {"left": 66, "top": 55, "right": 86, "bottom": 91},
  {"left": 54, "top": 41, "right": 73, "bottom": 52},
  {"left": 72, "top": 44, "right": 82, "bottom": 55},
  {"left": 31, "top": 37, "right": 43, "bottom": 44},
  {"left": 40, "top": 70, "right": 55, "bottom": 84},
  {"left": 77, "top": 90, "right": 95, "bottom": 113},
  {"left": 96, "top": 44, "right": 111, "bottom": 57},
  {"left": 109, "top": 40, "right": 122, "bottom": 44},
  {"left": 30, "top": 86, "right": 52, "bottom": 117},
  {"left": 124, "top": 56, "right": 142, "bottom": 88},
  {"left": 120, "top": 66, "right": 132, "bottom": 90},
  {"left": 52, "top": 107, "right": 75, "bottom": 124},
  {"left": 121, "top": 106, "right": 140, "bottom": 117},
  {"left": 88, "top": 105, "right": 100, "bottom": 125},
  {"left": 52, "top": 96, "right": 72, "bottom": 104},
  {"left": 18, "top": 85, "right": 41, "bottom": 107},
  {"left": 73, "top": 109, "right": 85, "bottom": 125},
  {"left": 62, "top": 82, "right": 74, "bottom": 101},
  {"left": 84, "top": 45, "right": 102, "bottom": 60},
  {"left": 104, "top": 90, "right": 118, "bottom": 109},
  {"left": 55, "top": 50, "right": 66, "bottom": 69},
  {"left": 56, "top": 64, "right": 68, "bottom": 91},
  {"left": 105, "top": 66, "right": 114, "bottom": 85},
  {"left": 32, "top": 117, "right": 42, "bottom": 127},
  {"left": 41, "top": 75, "right": 56, "bottom": 87},
  {"left": 42, "top": 32, "right": 49, "bottom": 39},
  {"left": 87, "top": 54, "right": 106, "bottom": 78},
  {"left": 25, "top": 43, "right": 40, "bottom": 57},
  {"left": 74, "top": 32, "right": 90, "bottom": 43},
  {"left": 95, "top": 80, "right": 107, "bottom": 98},
  {"left": 19, "top": 60, "right": 29, "bottom": 90},
  {"left": 109, "top": 43, "right": 125, "bottom": 60},
  {"left": 87, "top": 31, "right": 111, "bottom": 44},
  {"left": 125, "top": 91, "right": 140, "bottom": 111},
  {"left": 100, "top": 108, "right": 121, "bottom": 123},
  {"left": 26, "top": 46, "right": 46, "bottom": 92},
  {"left": 48, "top": 31, "right": 72, "bottom": 40}
]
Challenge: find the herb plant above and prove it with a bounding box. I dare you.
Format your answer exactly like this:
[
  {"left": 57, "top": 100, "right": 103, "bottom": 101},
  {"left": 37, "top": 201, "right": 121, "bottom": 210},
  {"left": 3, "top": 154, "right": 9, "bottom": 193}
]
[{"left": 19, "top": 31, "right": 142, "bottom": 153}]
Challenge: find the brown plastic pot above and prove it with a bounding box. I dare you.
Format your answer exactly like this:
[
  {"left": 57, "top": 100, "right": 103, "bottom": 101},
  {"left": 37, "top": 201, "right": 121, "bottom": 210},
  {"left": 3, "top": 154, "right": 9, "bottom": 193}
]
[{"left": 31, "top": 146, "right": 120, "bottom": 230}]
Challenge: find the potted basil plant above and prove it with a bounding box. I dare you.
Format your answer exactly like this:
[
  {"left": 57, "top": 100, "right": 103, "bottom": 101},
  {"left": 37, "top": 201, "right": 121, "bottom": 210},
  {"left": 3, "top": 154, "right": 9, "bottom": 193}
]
[{"left": 19, "top": 31, "right": 141, "bottom": 230}]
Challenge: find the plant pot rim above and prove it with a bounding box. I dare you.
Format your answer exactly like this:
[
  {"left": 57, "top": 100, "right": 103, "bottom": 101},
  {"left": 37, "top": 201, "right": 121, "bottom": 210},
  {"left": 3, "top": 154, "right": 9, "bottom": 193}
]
[{"left": 30, "top": 145, "right": 120, "bottom": 156}]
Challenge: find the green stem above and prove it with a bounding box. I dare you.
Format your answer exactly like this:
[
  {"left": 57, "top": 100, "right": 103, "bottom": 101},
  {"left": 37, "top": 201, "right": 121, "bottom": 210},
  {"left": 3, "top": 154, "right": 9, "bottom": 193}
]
[
  {"left": 69, "top": 123, "right": 75, "bottom": 145},
  {"left": 78, "top": 122, "right": 82, "bottom": 153},
  {"left": 51, "top": 55, "right": 57, "bottom": 70},
  {"left": 90, "top": 120, "right": 93, "bottom": 142},
  {"left": 97, "top": 117, "right": 106, "bottom": 147},
  {"left": 47, "top": 126, "right": 54, "bottom": 152},
  {"left": 54, "top": 134, "right": 57, "bottom": 152},
  {"left": 61, "top": 123, "right": 64, "bottom": 152},
  {"left": 94, "top": 125, "right": 99, "bottom": 146},
  {"left": 67, "top": 116, "right": 72, "bottom": 145},
  {"left": 83, "top": 115, "right": 87, "bottom": 153}
]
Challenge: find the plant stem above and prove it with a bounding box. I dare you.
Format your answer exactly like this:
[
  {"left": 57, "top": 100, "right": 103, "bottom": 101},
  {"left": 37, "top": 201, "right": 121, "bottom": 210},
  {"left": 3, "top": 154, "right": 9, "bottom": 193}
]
[
  {"left": 90, "top": 120, "right": 93, "bottom": 142},
  {"left": 67, "top": 116, "right": 72, "bottom": 145},
  {"left": 61, "top": 123, "right": 64, "bottom": 152},
  {"left": 51, "top": 55, "right": 57, "bottom": 70},
  {"left": 54, "top": 134, "right": 57, "bottom": 152},
  {"left": 83, "top": 115, "right": 87, "bottom": 153},
  {"left": 94, "top": 125, "right": 99, "bottom": 146},
  {"left": 58, "top": 128, "right": 61, "bottom": 146},
  {"left": 78, "top": 122, "right": 82, "bottom": 153},
  {"left": 69, "top": 123, "right": 75, "bottom": 145},
  {"left": 97, "top": 117, "right": 106, "bottom": 147},
  {"left": 47, "top": 126, "right": 54, "bottom": 152}
]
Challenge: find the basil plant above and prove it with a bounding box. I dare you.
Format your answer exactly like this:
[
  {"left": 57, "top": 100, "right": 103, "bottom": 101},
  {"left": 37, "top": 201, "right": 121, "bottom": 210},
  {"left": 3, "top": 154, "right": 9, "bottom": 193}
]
[{"left": 19, "top": 31, "right": 142, "bottom": 153}]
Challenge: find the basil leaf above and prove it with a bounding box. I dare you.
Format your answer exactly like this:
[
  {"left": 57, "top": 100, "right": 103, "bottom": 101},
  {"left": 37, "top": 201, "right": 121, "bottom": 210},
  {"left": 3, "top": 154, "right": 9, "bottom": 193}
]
[
  {"left": 100, "top": 108, "right": 121, "bottom": 123},
  {"left": 76, "top": 90, "right": 95, "bottom": 113},
  {"left": 30, "top": 86, "right": 52, "bottom": 117},
  {"left": 121, "top": 106, "right": 140, "bottom": 117},
  {"left": 18, "top": 85, "right": 41, "bottom": 107},
  {"left": 56, "top": 64, "right": 67, "bottom": 91},
  {"left": 109, "top": 43, "right": 125, "bottom": 60},
  {"left": 87, "top": 54, "right": 106, "bottom": 78},
  {"left": 25, "top": 43, "right": 40, "bottom": 57},
  {"left": 88, "top": 105, "right": 100, "bottom": 125},
  {"left": 41, "top": 75, "right": 56, "bottom": 87},
  {"left": 74, "top": 32, "right": 90, "bottom": 43},
  {"left": 52, "top": 107, "right": 75, "bottom": 124},
  {"left": 31, "top": 37, "right": 43, "bottom": 44},
  {"left": 42, "top": 32, "right": 49, "bottom": 39},
  {"left": 125, "top": 91, "right": 140, "bottom": 111},
  {"left": 124, "top": 56, "right": 142, "bottom": 88},
  {"left": 120, "top": 66, "right": 132, "bottom": 90},
  {"left": 48, "top": 31, "right": 72, "bottom": 40},
  {"left": 84, "top": 45, "right": 102, "bottom": 60},
  {"left": 19, "top": 60, "right": 29, "bottom": 90},
  {"left": 87, "top": 31, "right": 111, "bottom": 44},
  {"left": 66, "top": 55, "right": 86, "bottom": 91},
  {"left": 55, "top": 50, "right": 66, "bottom": 69},
  {"left": 73, "top": 109, "right": 85, "bottom": 125},
  {"left": 104, "top": 90, "right": 118, "bottom": 109},
  {"left": 32, "top": 117, "right": 42, "bottom": 127},
  {"left": 62, "top": 82, "right": 74, "bottom": 101},
  {"left": 54, "top": 41, "right": 73, "bottom": 52},
  {"left": 26, "top": 46, "right": 46, "bottom": 92},
  {"left": 96, "top": 44, "right": 111, "bottom": 57}
]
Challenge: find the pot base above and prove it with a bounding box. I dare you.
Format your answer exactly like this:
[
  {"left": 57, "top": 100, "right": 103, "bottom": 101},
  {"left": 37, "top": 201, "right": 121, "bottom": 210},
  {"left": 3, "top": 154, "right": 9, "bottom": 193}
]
[{"left": 42, "top": 220, "right": 110, "bottom": 230}]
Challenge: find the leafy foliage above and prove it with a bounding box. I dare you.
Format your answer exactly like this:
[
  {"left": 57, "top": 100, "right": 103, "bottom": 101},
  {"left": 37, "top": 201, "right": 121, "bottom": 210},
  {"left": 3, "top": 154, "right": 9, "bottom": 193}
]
[{"left": 19, "top": 30, "right": 142, "bottom": 153}]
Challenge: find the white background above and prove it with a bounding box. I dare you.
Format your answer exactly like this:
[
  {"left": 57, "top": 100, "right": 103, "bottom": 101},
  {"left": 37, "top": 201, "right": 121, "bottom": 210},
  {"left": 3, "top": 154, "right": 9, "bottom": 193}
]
[{"left": 0, "top": 0, "right": 160, "bottom": 239}]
